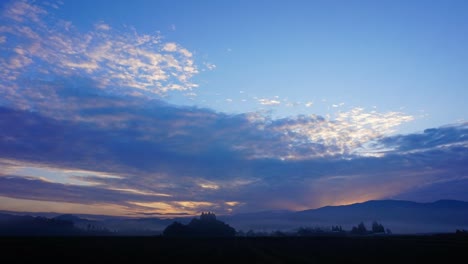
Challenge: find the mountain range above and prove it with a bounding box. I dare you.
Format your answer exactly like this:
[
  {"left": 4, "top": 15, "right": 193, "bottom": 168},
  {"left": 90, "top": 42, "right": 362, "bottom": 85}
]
[
  {"left": 2, "top": 200, "right": 468, "bottom": 235},
  {"left": 221, "top": 199, "right": 468, "bottom": 233}
]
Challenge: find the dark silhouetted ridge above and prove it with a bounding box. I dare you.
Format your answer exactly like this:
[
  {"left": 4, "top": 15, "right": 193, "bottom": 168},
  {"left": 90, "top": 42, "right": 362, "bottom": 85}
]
[{"left": 163, "top": 212, "right": 236, "bottom": 237}]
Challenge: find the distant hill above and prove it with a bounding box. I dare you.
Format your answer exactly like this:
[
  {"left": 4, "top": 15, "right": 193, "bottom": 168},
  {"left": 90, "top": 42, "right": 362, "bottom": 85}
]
[
  {"left": 222, "top": 200, "right": 468, "bottom": 233},
  {"left": 0, "top": 212, "right": 181, "bottom": 236},
  {"left": 52, "top": 214, "right": 174, "bottom": 235},
  {"left": 0, "top": 213, "right": 80, "bottom": 236},
  {"left": 54, "top": 214, "right": 86, "bottom": 222},
  {"left": 296, "top": 200, "right": 468, "bottom": 223},
  {"left": 2, "top": 200, "right": 468, "bottom": 235}
]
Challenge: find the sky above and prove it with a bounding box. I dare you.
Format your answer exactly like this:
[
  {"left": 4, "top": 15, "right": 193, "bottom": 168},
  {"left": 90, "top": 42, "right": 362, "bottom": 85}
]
[{"left": 0, "top": 0, "right": 467, "bottom": 217}]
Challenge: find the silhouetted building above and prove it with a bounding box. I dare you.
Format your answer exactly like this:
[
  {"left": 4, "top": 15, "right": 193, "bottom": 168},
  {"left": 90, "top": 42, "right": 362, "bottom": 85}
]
[{"left": 200, "top": 211, "right": 216, "bottom": 221}]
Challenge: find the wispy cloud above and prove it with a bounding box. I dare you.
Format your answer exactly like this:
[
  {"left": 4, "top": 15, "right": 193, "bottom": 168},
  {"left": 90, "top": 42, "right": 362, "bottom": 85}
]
[
  {"left": 0, "top": 158, "right": 122, "bottom": 186},
  {"left": 203, "top": 62, "right": 216, "bottom": 70}
]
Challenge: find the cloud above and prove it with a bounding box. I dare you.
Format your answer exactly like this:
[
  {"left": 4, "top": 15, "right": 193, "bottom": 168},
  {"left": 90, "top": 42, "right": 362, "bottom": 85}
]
[
  {"left": 259, "top": 108, "right": 413, "bottom": 159},
  {"left": 94, "top": 22, "right": 111, "bottom": 31},
  {"left": 258, "top": 98, "right": 281, "bottom": 106},
  {"left": 377, "top": 123, "right": 468, "bottom": 153},
  {"left": 162, "top": 42, "right": 178, "bottom": 52},
  {"left": 0, "top": 158, "right": 124, "bottom": 186},
  {"left": 0, "top": 195, "right": 134, "bottom": 216},
  {"left": 203, "top": 62, "right": 216, "bottom": 70},
  {"left": 2, "top": 0, "right": 47, "bottom": 23},
  {"left": 393, "top": 178, "right": 468, "bottom": 202},
  {"left": 0, "top": 1, "right": 434, "bottom": 212},
  {"left": 332, "top": 103, "right": 345, "bottom": 108},
  {"left": 0, "top": 0, "right": 199, "bottom": 100},
  {"left": 2, "top": 86, "right": 460, "bottom": 215},
  {"left": 0, "top": 1, "right": 466, "bottom": 216},
  {"left": 2, "top": 85, "right": 413, "bottom": 162}
]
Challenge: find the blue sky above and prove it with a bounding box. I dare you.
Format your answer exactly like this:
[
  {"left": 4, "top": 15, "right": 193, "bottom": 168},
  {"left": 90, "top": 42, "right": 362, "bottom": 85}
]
[
  {"left": 47, "top": 0, "right": 468, "bottom": 131},
  {"left": 0, "top": 0, "right": 467, "bottom": 216}
]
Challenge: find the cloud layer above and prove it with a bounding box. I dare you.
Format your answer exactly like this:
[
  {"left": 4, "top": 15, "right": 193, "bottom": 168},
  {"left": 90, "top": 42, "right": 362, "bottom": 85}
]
[{"left": 0, "top": 89, "right": 466, "bottom": 215}]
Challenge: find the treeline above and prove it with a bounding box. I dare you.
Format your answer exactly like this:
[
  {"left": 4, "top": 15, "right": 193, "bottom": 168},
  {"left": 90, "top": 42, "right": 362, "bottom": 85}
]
[
  {"left": 163, "top": 213, "right": 394, "bottom": 238},
  {"left": 0, "top": 214, "right": 113, "bottom": 236},
  {"left": 1, "top": 211, "right": 395, "bottom": 237},
  {"left": 236, "top": 221, "right": 391, "bottom": 237},
  {"left": 350, "top": 221, "right": 391, "bottom": 235},
  {"left": 0, "top": 215, "right": 78, "bottom": 236},
  {"left": 164, "top": 212, "right": 236, "bottom": 237}
]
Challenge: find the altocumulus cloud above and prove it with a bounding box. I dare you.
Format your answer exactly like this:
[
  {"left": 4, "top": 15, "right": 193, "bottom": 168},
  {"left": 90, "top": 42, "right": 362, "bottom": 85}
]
[
  {"left": 0, "top": 1, "right": 467, "bottom": 216},
  {"left": 0, "top": 0, "right": 199, "bottom": 102}
]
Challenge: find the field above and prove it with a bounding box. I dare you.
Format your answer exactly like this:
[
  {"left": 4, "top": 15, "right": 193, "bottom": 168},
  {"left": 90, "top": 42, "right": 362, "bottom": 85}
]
[{"left": 1, "top": 235, "right": 466, "bottom": 263}]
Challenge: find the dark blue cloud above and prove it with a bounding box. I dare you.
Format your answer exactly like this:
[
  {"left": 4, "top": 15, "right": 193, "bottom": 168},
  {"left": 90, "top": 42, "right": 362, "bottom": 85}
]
[
  {"left": 0, "top": 77, "right": 467, "bottom": 214},
  {"left": 379, "top": 124, "right": 468, "bottom": 152},
  {"left": 0, "top": 176, "right": 172, "bottom": 205}
]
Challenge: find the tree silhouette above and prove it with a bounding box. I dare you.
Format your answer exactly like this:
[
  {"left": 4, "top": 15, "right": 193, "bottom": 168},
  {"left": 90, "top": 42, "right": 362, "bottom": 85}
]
[
  {"left": 163, "top": 221, "right": 191, "bottom": 237},
  {"left": 371, "top": 221, "right": 385, "bottom": 233},
  {"left": 163, "top": 212, "right": 236, "bottom": 237},
  {"left": 351, "top": 222, "right": 368, "bottom": 235},
  {"left": 332, "top": 225, "right": 343, "bottom": 232}
]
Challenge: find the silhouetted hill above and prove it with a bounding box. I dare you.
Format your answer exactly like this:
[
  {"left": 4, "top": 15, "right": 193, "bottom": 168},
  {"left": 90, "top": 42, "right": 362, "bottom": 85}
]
[
  {"left": 223, "top": 200, "right": 468, "bottom": 233},
  {"left": 164, "top": 212, "right": 236, "bottom": 237},
  {"left": 54, "top": 214, "right": 85, "bottom": 222},
  {"left": 0, "top": 213, "right": 80, "bottom": 236},
  {"left": 52, "top": 214, "right": 172, "bottom": 235},
  {"left": 294, "top": 200, "right": 468, "bottom": 226},
  {"left": 3, "top": 200, "right": 468, "bottom": 234},
  {"left": 0, "top": 212, "right": 178, "bottom": 235}
]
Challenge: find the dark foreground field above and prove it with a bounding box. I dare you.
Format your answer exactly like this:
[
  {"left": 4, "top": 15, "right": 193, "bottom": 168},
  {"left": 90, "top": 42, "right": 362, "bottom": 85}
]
[{"left": 1, "top": 235, "right": 467, "bottom": 263}]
